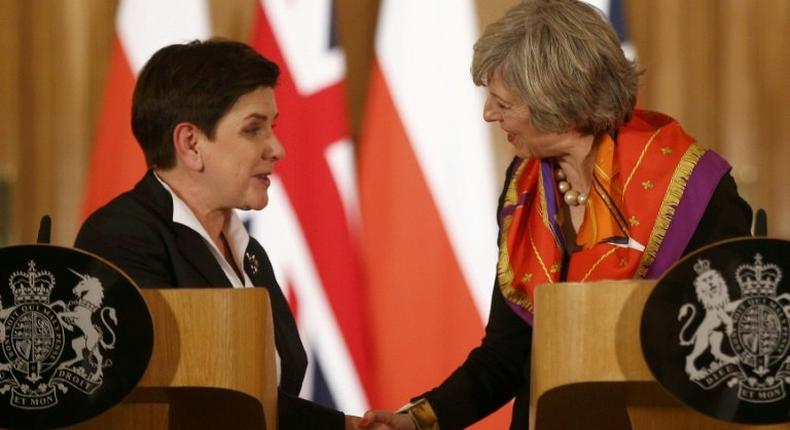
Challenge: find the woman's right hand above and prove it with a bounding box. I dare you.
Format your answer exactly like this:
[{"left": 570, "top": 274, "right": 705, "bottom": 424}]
[{"left": 357, "top": 410, "right": 416, "bottom": 430}]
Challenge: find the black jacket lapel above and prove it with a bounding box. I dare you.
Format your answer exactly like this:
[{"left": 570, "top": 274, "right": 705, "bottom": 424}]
[
  {"left": 245, "top": 238, "right": 307, "bottom": 394},
  {"left": 134, "top": 171, "right": 231, "bottom": 288}
]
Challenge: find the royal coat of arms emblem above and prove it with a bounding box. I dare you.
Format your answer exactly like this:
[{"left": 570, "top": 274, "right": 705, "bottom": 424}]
[
  {"left": 642, "top": 237, "right": 790, "bottom": 425},
  {"left": 0, "top": 245, "right": 152, "bottom": 430},
  {"left": 678, "top": 254, "right": 790, "bottom": 402},
  {"left": 0, "top": 261, "right": 118, "bottom": 409}
]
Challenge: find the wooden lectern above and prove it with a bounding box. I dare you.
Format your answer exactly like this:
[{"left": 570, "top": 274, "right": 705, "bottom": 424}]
[
  {"left": 530, "top": 280, "right": 790, "bottom": 430},
  {"left": 65, "top": 288, "right": 278, "bottom": 430}
]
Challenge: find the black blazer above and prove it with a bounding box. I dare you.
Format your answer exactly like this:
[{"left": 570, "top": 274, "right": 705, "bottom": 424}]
[{"left": 75, "top": 171, "right": 343, "bottom": 429}]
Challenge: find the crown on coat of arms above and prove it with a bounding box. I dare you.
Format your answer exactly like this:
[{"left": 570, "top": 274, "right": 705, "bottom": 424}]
[
  {"left": 9, "top": 260, "right": 55, "bottom": 304},
  {"left": 693, "top": 259, "right": 713, "bottom": 275},
  {"left": 735, "top": 253, "right": 781, "bottom": 298}
]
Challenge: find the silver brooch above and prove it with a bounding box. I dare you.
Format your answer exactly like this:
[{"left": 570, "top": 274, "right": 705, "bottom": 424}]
[{"left": 246, "top": 252, "right": 259, "bottom": 275}]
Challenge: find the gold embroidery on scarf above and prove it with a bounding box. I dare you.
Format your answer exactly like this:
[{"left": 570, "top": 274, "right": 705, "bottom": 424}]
[
  {"left": 589, "top": 198, "right": 598, "bottom": 242},
  {"left": 497, "top": 213, "right": 516, "bottom": 294},
  {"left": 635, "top": 144, "right": 707, "bottom": 278},
  {"left": 623, "top": 128, "right": 663, "bottom": 194},
  {"left": 594, "top": 163, "right": 611, "bottom": 182},
  {"left": 594, "top": 164, "right": 623, "bottom": 196},
  {"left": 497, "top": 160, "right": 533, "bottom": 310},
  {"left": 537, "top": 167, "right": 552, "bottom": 231},
  {"left": 529, "top": 227, "right": 553, "bottom": 282},
  {"left": 581, "top": 247, "right": 618, "bottom": 282},
  {"left": 497, "top": 223, "right": 533, "bottom": 310},
  {"left": 497, "top": 212, "right": 521, "bottom": 306},
  {"left": 497, "top": 237, "right": 533, "bottom": 311},
  {"left": 642, "top": 180, "right": 654, "bottom": 190}
]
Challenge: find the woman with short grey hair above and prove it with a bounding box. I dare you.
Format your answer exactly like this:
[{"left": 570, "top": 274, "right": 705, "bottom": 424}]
[{"left": 361, "top": 0, "right": 751, "bottom": 429}]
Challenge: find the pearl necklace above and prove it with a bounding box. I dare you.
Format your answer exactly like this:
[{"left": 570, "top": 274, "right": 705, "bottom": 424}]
[{"left": 555, "top": 168, "right": 588, "bottom": 206}]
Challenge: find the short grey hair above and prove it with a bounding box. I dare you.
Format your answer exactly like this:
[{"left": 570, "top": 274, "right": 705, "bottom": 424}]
[{"left": 472, "top": 0, "right": 640, "bottom": 135}]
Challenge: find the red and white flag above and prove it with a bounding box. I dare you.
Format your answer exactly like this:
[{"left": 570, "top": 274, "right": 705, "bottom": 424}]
[
  {"left": 246, "top": 0, "right": 371, "bottom": 414},
  {"left": 82, "top": 0, "right": 210, "bottom": 217},
  {"left": 358, "top": 0, "right": 507, "bottom": 428}
]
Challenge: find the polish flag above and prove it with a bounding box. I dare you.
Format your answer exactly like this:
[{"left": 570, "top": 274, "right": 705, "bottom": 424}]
[
  {"left": 245, "top": 0, "right": 371, "bottom": 415},
  {"left": 82, "top": 0, "right": 210, "bottom": 217},
  {"left": 358, "top": 0, "right": 506, "bottom": 428}
]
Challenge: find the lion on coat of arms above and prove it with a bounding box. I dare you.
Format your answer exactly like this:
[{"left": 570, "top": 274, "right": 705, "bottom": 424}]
[{"left": 678, "top": 259, "right": 741, "bottom": 380}]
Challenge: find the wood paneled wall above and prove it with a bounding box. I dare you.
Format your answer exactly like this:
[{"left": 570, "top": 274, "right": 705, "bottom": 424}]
[
  {"left": 629, "top": 0, "right": 790, "bottom": 233},
  {"left": 0, "top": 0, "right": 787, "bottom": 245}
]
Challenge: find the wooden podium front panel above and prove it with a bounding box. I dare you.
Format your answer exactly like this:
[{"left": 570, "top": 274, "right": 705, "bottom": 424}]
[
  {"left": 532, "top": 281, "right": 655, "bottom": 388},
  {"left": 62, "top": 403, "right": 169, "bottom": 430},
  {"left": 529, "top": 280, "right": 655, "bottom": 430},
  {"left": 530, "top": 281, "right": 790, "bottom": 430},
  {"left": 627, "top": 407, "right": 790, "bottom": 430},
  {"left": 58, "top": 288, "right": 278, "bottom": 430},
  {"left": 137, "top": 288, "right": 278, "bottom": 430}
]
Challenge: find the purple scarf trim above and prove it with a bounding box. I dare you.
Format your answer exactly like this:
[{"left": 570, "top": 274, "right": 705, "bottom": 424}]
[
  {"left": 507, "top": 300, "right": 534, "bottom": 325},
  {"left": 541, "top": 160, "right": 563, "bottom": 247},
  {"left": 645, "top": 150, "right": 731, "bottom": 279},
  {"left": 498, "top": 158, "right": 524, "bottom": 225}
]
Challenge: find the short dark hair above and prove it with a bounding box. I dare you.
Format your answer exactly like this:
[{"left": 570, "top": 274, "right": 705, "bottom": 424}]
[{"left": 132, "top": 38, "right": 280, "bottom": 169}]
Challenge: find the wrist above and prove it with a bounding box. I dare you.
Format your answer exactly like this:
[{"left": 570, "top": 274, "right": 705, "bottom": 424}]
[{"left": 396, "top": 398, "right": 439, "bottom": 430}]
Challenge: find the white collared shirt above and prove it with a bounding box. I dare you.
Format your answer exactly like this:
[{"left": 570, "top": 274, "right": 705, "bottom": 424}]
[{"left": 155, "top": 173, "right": 252, "bottom": 288}]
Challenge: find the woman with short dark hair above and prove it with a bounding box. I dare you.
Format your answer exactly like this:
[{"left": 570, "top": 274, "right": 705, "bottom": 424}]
[{"left": 76, "top": 39, "right": 358, "bottom": 429}]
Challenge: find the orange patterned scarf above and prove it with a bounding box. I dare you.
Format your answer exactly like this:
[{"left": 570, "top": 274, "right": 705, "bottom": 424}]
[{"left": 497, "top": 110, "right": 722, "bottom": 323}]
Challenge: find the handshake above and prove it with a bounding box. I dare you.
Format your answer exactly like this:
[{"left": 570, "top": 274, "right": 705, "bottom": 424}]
[
  {"left": 345, "top": 399, "right": 437, "bottom": 430},
  {"left": 345, "top": 410, "right": 415, "bottom": 430}
]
